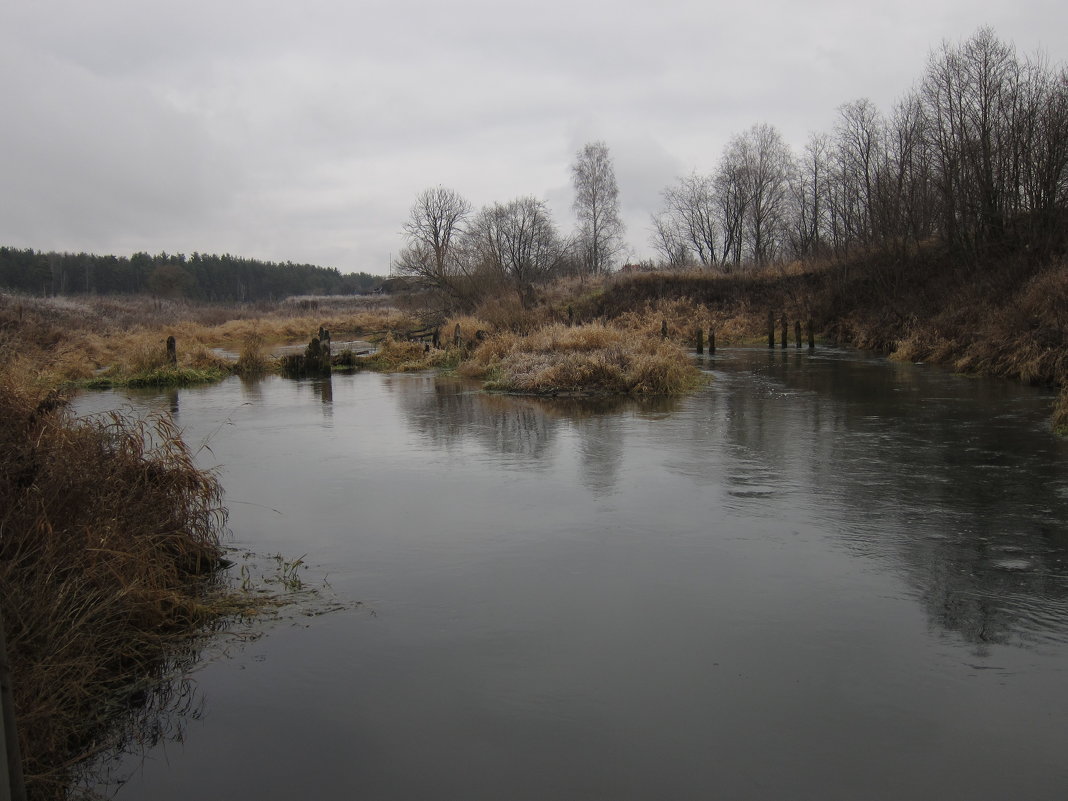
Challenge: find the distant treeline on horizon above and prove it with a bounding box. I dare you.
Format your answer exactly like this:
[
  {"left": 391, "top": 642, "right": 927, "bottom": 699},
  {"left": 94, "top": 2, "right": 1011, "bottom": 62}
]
[{"left": 0, "top": 246, "right": 383, "bottom": 302}]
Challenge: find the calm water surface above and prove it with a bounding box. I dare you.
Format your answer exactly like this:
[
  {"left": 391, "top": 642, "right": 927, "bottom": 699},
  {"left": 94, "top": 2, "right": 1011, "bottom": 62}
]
[{"left": 74, "top": 348, "right": 1068, "bottom": 800}]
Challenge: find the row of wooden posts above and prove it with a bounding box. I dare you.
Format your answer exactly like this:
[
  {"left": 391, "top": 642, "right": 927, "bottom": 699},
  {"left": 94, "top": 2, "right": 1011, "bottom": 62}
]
[{"left": 661, "top": 313, "right": 816, "bottom": 354}]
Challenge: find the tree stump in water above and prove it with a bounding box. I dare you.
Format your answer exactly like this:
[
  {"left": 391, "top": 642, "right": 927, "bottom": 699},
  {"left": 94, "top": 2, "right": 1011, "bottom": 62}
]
[
  {"left": 696, "top": 328, "right": 704, "bottom": 354},
  {"left": 767, "top": 310, "right": 775, "bottom": 348}
]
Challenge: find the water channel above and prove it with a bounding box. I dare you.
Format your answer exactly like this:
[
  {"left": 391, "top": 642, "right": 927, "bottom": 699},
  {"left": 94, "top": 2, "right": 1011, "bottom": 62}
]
[{"left": 73, "top": 348, "right": 1068, "bottom": 800}]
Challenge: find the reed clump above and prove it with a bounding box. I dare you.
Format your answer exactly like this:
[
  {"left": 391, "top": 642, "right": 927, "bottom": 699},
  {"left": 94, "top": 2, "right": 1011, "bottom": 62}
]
[
  {"left": 460, "top": 323, "right": 703, "bottom": 396},
  {"left": 0, "top": 370, "right": 229, "bottom": 800}
]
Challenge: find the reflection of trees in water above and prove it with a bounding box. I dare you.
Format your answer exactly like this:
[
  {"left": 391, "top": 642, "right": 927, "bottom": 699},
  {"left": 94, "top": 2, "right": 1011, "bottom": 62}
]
[
  {"left": 688, "top": 350, "right": 1068, "bottom": 649},
  {"left": 385, "top": 375, "right": 556, "bottom": 464},
  {"left": 385, "top": 374, "right": 681, "bottom": 493}
]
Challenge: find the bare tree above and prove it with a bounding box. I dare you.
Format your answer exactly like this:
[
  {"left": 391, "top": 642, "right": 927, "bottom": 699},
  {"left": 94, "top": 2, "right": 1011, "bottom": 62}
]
[
  {"left": 721, "top": 124, "right": 795, "bottom": 266},
  {"left": 467, "top": 197, "right": 568, "bottom": 307},
  {"left": 656, "top": 173, "right": 720, "bottom": 267},
  {"left": 571, "top": 141, "right": 625, "bottom": 275},
  {"left": 397, "top": 186, "right": 472, "bottom": 299},
  {"left": 714, "top": 148, "right": 750, "bottom": 269},
  {"left": 649, "top": 210, "right": 692, "bottom": 267}
]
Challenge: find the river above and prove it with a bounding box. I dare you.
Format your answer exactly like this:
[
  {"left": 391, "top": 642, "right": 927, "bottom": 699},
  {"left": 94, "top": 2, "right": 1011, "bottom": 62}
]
[{"left": 73, "top": 347, "right": 1068, "bottom": 800}]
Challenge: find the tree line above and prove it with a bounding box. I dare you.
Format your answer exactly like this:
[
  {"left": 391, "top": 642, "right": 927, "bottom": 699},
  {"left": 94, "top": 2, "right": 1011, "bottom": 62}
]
[
  {"left": 651, "top": 27, "right": 1068, "bottom": 268},
  {"left": 0, "top": 247, "right": 380, "bottom": 301},
  {"left": 398, "top": 26, "right": 1067, "bottom": 305}
]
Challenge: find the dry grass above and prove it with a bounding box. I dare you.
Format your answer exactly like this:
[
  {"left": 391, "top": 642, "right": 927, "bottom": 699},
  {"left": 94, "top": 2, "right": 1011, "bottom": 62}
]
[
  {"left": 0, "top": 292, "right": 420, "bottom": 389},
  {"left": 460, "top": 323, "right": 704, "bottom": 396},
  {"left": 0, "top": 369, "right": 229, "bottom": 800}
]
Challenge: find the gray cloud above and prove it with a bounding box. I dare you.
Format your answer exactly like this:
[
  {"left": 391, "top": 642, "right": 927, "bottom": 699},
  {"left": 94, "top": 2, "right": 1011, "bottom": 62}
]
[{"left": 1, "top": 0, "right": 1065, "bottom": 275}]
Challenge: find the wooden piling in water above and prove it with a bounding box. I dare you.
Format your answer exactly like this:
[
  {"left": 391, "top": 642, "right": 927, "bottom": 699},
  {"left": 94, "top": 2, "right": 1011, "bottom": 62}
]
[
  {"left": 807, "top": 319, "right": 815, "bottom": 350},
  {"left": 780, "top": 315, "right": 788, "bottom": 349},
  {"left": 709, "top": 328, "right": 716, "bottom": 354},
  {"left": 795, "top": 320, "right": 802, "bottom": 349},
  {"left": 696, "top": 328, "right": 704, "bottom": 354},
  {"left": 166, "top": 335, "right": 177, "bottom": 366},
  {"left": 767, "top": 310, "right": 775, "bottom": 348}
]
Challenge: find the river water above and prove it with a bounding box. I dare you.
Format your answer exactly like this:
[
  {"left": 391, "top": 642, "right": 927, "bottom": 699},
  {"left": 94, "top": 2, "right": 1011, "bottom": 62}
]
[{"left": 73, "top": 348, "right": 1068, "bottom": 800}]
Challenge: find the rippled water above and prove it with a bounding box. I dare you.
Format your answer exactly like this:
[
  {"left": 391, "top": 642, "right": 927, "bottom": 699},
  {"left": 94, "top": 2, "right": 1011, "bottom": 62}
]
[{"left": 74, "top": 348, "right": 1068, "bottom": 800}]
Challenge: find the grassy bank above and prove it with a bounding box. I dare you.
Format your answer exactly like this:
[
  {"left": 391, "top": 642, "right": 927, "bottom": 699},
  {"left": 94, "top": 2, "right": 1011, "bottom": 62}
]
[
  {"left": 0, "top": 370, "right": 230, "bottom": 800},
  {"left": 593, "top": 249, "right": 1068, "bottom": 427}
]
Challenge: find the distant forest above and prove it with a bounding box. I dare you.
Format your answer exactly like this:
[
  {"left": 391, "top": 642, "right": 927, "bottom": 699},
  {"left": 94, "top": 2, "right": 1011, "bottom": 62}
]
[{"left": 0, "top": 247, "right": 382, "bottom": 301}]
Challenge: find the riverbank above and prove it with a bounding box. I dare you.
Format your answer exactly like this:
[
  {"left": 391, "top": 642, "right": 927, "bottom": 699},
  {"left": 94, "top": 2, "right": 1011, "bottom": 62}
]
[
  {"left": 0, "top": 369, "right": 229, "bottom": 800},
  {"left": 592, "top": 248, "right": 1068, "bottom": 431}
]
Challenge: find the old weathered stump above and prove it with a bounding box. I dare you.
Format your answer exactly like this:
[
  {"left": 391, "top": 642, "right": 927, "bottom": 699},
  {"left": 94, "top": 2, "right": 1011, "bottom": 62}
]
[
  {"left": 454, "top": 323, "right": 462, "bottom": 347},
  {"left": 794, "top": 320, "right": 802, "bottom": 349},
  {"left": 166, "top": 335, "right": 177, "bottom": 366},
  {"left": 661, "top": 319, "right": 668, "bottom": 339},
  {"left": 780, "top": 315, "right": 788, "bottom": 349},
  {"left": 807, "top": 319, "right": 815, "bottom": 350},
  {"left": 767, "top": 310, "right": 775, "bottom": 348},
  {"left": 708, "top": 328, "right": 716, "bottom": 354},
  {"left": 695, "top": 328, "right": 704, "bottom": 354}
]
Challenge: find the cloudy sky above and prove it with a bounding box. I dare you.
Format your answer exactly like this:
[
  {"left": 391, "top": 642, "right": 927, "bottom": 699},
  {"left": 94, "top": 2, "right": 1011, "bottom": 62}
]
[{"left": 2, "top": 0, "right": 1066, "bottom": 276}]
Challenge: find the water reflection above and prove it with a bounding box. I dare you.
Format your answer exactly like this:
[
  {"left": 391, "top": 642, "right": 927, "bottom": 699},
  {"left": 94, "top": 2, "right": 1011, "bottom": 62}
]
[
  {"left": 80, "top": 634, "right": 211, "bottom": 799},
  {"left": 386, "top": 375, "right": 682, "bottom": 492},
  {"left": 705, "top": 349, "right": 1068, "bottom": 650},
  {"left": 379, "top": 351, "right": 1068, "bottom": 649}
]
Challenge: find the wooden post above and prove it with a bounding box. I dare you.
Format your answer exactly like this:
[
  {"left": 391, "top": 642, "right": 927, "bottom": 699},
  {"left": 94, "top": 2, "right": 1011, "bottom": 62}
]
[
  {"left": 695, "top": 328, "right": 704, "bottom": 354},
  {"left": 166, "top": 335, "right": 177, "bottom": 366},
  {"left": 661, "top": 319, "right": 668, "bottom": 339},
  {"left": 767, "top": 310, "right": 775, "bottom": 348},
  {"left": 432, "top": 328, "right": 441, "bottom": 349},
  {"left": 709, "top": 327, "right": 716, "bottom": 354},
  {"left": 0, "top": 609, "right": 27, "bottom": 801},
  {"left": 567, "top": 305, "right": 574, "bottom": 327},
  {"left": 780, "top": 315, "right": 788, "bottom": 349},
  {"left": 807, "top": 319, "right": 815, "bottom": 350},
  {"left": 454, "top": 323, "right": 461, "bottom": 347},
  {"left": 794, "top": 320, "right": 802, "bottom": 349}
]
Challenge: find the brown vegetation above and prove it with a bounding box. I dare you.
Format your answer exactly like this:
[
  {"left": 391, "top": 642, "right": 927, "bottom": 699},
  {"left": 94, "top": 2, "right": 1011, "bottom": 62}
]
[
  {"left": 459, "top": 323, "right": 703, "bottom": 396},
  {"left": 0, "top": 369, "right": 228, "bottom": 800}
]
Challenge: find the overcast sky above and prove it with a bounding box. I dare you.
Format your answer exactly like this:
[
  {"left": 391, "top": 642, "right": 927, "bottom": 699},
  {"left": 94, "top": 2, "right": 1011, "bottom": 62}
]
[{"left": 2, "top": 1, "right": 1065, "bottom": 276}]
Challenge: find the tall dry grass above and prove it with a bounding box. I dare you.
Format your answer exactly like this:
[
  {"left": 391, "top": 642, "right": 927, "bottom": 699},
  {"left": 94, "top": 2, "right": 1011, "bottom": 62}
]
[
  {"left": 460, "top": 323, "right": 703, "bottom": 396},
  {"left": 0, "top": 370, "right": 229, "bottom": 800}
]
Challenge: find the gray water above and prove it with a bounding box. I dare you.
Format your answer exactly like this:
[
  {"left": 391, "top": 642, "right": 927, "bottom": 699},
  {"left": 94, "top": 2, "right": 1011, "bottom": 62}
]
[{"left": 73, "top": 349, "right": 1068, "bottom": 800}]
